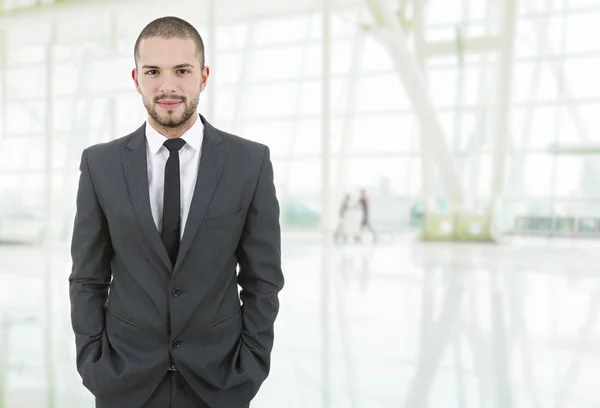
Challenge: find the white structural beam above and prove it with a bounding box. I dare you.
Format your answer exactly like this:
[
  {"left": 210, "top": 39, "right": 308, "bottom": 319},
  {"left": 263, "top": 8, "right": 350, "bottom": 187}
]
[
  {"left": 206, "top": 0, "right": 217, "bottom": 121},
  {"left": 43, "top": 26, "right": 56, "bottom": 241},
  {"left": 467, "top": 50, "right": 491, "bottom": 202},
  {"left": 454, "top": 27, "right": 467, "bottom": 208},
  {"left": 423, "top": 35, "right": 503, "bottom": 56},
  {"left": 108, "top": 12, "right": 118, "bottom": 141},
  {"left": 335, "top": 29, "right": 365, "bottom": 202},
  {"left": 320, "top": 0, "right": 333, "bottom": 407},
  {"left": 366, "top": 0, "right": 467, "bottom": 208},
  {"left": 0, "top": 29, "right": 6, "bottom": 143},
  {"left": 283, "top": 18, "right": 317, "bottom": 202},
  {"left": 43, "top": 23, "right": 57, "bottom": 408},
  {"left": 230, "top": 21, "right": 254, "bottom": 134},
  {"left": 489, "top": 0, "right": 518, "bottom": 220},
  {"left": 412, "top": 0, "right": 435, "bottom": 212}
]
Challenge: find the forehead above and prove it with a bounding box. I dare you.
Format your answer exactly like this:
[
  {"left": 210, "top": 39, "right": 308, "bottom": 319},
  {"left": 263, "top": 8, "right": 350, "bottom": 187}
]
[{"left": 137, "top": 36, "right": 198, "bottom": 64}]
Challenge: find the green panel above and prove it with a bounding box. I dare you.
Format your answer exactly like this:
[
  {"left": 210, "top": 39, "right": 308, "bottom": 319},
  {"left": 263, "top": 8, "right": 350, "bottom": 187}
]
[
  {"left": 421, "top": 212, "right": 457, "bottom": 241},
  {"left": 421, "top": 212, "right": 496, "bottom": 242},
  {"left": 281, "top": 200, "right": 321, "bottom": 229},
  {"left": 455, "top": 213, "right": 493, "bottom": 242}
]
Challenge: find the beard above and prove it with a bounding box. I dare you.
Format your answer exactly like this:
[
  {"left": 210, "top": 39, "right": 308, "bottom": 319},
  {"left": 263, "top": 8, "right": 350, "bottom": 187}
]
[{"left": 143, "top": 92, "right": 200, "bottom": 129}]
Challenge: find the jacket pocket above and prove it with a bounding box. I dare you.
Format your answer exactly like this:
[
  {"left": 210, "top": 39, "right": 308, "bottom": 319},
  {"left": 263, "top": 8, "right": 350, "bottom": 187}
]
[
  {"left": 204, "top": 208, "right": 247, "bottom": 229},
  {"left": 105, "top": 307, "right": 138, "bottom": 329},
  {"left": 208, "top": 308, "right": 242, "bottom": 329}
]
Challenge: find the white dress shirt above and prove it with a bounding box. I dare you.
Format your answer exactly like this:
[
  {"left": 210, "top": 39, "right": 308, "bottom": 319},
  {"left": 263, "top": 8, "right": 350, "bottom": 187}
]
[{"left": 145, "top": 116, "right": 204, "bottom": 239}]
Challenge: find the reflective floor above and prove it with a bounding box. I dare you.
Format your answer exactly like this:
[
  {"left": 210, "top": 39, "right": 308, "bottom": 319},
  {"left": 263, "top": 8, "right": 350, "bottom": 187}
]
[{"left": 0, "top": 233, "right": 599, "bottom": 407}]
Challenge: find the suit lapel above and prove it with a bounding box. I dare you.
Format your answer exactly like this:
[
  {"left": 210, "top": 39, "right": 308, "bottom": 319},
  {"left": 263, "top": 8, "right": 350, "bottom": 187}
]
[
  {"left": 174, "top": 115, "right": 228, "bottom": 274},
  {"left": 121, "top": 123, "right": 172, "bottom": 271}
]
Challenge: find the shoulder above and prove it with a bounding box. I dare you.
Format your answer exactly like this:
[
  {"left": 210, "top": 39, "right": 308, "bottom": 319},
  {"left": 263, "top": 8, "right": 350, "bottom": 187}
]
[
  {"left": 214, "top": 127, "right": 271, "bottom": 165},
  {"left": 83, "top": 136, "right": 128, "bottom": 160},
  {"left": 81, "top": 125, "right": 143, "bottom": 165}
]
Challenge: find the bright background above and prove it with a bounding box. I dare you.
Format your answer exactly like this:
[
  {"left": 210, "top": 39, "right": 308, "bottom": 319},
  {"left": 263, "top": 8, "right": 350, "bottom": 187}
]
[{"left": 1, "top": 0, "right": 600, "bottom": 407}]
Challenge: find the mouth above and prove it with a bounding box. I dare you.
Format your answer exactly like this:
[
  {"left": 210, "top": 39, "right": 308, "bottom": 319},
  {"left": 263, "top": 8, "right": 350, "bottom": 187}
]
[{"left": 156, "top": 99, "right": 184, "bottom": 109}]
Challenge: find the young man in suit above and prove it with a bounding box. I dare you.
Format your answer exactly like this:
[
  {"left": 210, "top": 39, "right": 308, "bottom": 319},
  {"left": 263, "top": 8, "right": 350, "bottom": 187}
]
[{"left": 69, "top": 16, "right": 284, "bottom": 408}]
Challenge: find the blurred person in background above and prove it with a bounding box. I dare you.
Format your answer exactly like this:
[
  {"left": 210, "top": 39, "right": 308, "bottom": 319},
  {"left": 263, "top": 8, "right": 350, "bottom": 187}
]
[
  {"left": 357, "top": 188, "right": 377, "bottom": 243},
  {"left": 334, "top": 193, "right": 351, "bottom": 243},
  {"left": 68, "top": 16, "right": 284, "bottom": 408}
]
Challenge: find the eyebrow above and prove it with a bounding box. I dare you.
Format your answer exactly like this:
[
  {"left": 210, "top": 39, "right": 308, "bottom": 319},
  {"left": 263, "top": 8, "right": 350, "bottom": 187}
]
[{"left": 141, "top": 64, "right": 195, "bottom": 70}]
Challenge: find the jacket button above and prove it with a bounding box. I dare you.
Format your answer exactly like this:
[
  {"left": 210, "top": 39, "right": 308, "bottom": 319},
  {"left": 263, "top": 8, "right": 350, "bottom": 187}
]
[
  {"left": 172, "top": 288, "right": 183, "bottom": 297},
  {"left": 172, "top": 339, "right": 181, "bottom": 348}
]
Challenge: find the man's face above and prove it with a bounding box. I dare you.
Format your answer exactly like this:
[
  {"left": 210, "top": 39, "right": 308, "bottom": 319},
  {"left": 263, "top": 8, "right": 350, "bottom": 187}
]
[{"left": 132, "top": 36, "right": 209, "bottom": 129}]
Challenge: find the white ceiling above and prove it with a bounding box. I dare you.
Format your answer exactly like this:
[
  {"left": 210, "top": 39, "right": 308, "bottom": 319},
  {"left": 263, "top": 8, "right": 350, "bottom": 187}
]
[
  {"left": 0, "top": 0, "right": 367, "bottom": 47},
  {"left": 0, "top": 0, "right": 364, "bottom": 29}
]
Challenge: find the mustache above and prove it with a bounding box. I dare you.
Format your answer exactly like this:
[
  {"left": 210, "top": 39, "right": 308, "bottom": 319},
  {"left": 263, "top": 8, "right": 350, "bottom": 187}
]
[{"left": 154, "top": 95, "right": 186, "bottom": 102}]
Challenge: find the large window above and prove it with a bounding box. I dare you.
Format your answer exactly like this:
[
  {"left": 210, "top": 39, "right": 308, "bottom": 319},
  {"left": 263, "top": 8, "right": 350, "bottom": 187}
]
[{"left": 3, "top": 1, "right": 600, "bottom": 234}]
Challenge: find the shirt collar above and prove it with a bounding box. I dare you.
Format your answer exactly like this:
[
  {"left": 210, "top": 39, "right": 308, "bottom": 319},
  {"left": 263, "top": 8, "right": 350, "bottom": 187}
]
[{"left": 145, "top": 114, "right": 204, "bottom": 155}]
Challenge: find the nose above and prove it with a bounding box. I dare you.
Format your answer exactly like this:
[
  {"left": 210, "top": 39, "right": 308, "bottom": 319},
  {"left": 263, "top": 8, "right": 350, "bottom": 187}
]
[{"left": 159, "top": 72, "right": 178, "bottom": 94}]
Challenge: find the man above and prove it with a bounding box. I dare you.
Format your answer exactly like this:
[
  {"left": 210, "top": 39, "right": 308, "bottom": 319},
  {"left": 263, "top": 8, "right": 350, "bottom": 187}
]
[
  {"left": 69, "top": 16, "right": 284, "bottom": 408},
  {"left": 333, "top": 193, "right": 351, "bottom": 244},
  {"left": 357, "top": 188, "right": 377, "bottom": 243}
]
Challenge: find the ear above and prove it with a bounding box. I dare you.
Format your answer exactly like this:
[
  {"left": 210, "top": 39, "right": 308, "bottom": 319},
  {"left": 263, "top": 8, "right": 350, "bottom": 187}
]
[
  {"left": 200, "top": 66, "right": 210, "bottom": 93},
  {"left": 132, "top": 68, "right": 141, "bottom": 94}
]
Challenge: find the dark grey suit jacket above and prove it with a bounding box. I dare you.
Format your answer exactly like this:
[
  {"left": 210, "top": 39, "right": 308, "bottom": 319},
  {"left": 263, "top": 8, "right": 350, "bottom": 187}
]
[{"left": 69, "top": 114, "right": 284, "bottom": 408}]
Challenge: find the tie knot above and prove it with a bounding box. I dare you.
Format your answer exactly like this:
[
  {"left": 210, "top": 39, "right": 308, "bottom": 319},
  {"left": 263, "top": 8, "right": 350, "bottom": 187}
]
[{"left": 163, "top": 138, "right": 186, "bottom": 152}]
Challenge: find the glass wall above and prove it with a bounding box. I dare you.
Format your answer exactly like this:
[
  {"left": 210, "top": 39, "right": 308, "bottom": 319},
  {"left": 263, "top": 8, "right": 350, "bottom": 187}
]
[{"left": 2, "top": 0, "right": 600, "bottom": 240}]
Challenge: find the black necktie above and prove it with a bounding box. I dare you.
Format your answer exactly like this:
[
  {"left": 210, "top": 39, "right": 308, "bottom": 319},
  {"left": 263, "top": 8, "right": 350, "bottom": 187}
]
[{"left": 162, "top": 138, "right": 186, "bottom": 266}]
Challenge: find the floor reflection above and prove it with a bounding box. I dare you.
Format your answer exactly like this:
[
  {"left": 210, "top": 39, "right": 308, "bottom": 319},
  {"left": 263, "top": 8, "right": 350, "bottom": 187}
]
[{"left": 0, "top": 234, "right": 599, "bottom": 407}]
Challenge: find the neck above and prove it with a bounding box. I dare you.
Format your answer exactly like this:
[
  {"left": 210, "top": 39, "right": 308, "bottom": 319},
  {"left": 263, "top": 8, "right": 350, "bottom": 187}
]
[{"left": 149, "top": 114, "right": 198, "bottom": 139}]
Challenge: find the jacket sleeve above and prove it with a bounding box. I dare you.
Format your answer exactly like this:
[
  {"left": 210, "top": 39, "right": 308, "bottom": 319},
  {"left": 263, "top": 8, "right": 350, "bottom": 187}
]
[
  {"left": 235, "top": 146, "right": 285, "bottom": 379},
  {"left": 68, "top": 148, "right": 113, "bottom": 374}
]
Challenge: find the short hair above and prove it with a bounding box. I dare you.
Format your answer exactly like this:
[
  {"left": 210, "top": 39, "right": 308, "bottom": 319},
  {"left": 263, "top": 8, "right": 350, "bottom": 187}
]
[{"left": 134, "top": 16, "right": 205, "bottom": 67}]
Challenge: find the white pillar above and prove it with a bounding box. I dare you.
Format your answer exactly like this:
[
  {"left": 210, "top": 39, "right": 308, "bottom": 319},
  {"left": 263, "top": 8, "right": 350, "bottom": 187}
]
[
  {"left": 0, "top": 29, "right": 6, "bottom": 144},
  {"left": 412, "top": 0, "right": 436, "bottom": 212},
  {"left": 230, "top": 22, "right": 254, "bottom": 134},
  {"left": 206, "top": 0, "right": 217, "bottom": 120},
  {"left": 43, "top": 23, "right": 57, "bottom": 408},
  {"left": 469, "top": 0, "right": 496, "bottom": 203},
  {"left": 489, "top": 0, "right": 518, "bottom": 217},
  {"left": 44, "top": 25, "right": 56, "bottom": 240},
  {"left": 335, "top": 31, "right": 365, "bottom": 203},
  {"left": 321, "top": 0, "right": 333, "bottom": 407},
  {"left": 284, "top": 19, "right": 315, "bottom": 202},
  {"left": 468, "top": 56, "right": 490, "bottom": 202}
]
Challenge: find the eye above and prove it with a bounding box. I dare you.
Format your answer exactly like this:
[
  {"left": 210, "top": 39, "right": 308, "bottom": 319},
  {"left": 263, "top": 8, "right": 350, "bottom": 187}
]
[
  {"left": 177, "top": 69, "right": 190, "bottom": 75},
  {"left": 145, "top": 70, "right": 159, "bottom": 75}
]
